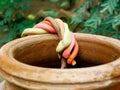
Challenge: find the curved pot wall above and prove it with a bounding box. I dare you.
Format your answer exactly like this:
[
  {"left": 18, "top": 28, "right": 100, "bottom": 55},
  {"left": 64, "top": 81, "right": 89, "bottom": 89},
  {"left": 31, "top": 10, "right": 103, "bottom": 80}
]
[{"left": 0, "top": 33, "right": 120, "bottom": 90}]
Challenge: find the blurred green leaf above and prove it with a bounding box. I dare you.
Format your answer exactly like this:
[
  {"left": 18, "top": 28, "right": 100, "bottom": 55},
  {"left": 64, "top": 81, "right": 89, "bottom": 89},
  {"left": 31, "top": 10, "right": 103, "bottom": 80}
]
[
  {"left": 85, "top": 17, "right": 101, "bottom": 29},
  {"left": 60, "top": 1, "right": 69, "bottom": 7},
  {"left": 112, "top": 14, "right": 120, "bottom": 29},
  {"left": 84, "top": 7, "right": 102, "bottom": 29},
  {"left": 71, "top": 16, "right": 83, "bottom": 24},
  {"left": 49, "top": 0, "right": 59, "bottom": 3},
  {"left": 44, "top": 9, "right": 58, "bottom": 17},
  {"left": 100, "top": 0, "right": 119, "bottom": 14},
  {"left": 5, "top": 8, "right": 13, "bottom": 17}
]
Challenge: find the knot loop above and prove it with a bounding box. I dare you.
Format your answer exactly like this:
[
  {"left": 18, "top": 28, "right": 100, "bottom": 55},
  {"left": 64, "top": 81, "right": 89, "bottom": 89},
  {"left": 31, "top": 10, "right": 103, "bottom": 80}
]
[{"left": 21, "top": 17, "right": 79, "bottom": 67}]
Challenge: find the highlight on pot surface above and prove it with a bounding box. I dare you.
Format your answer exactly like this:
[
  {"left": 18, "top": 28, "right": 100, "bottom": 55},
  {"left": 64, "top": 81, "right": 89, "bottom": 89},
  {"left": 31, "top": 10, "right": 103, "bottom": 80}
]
[{"left": 21, "top": 17, "right": 79, "bottom": 68}]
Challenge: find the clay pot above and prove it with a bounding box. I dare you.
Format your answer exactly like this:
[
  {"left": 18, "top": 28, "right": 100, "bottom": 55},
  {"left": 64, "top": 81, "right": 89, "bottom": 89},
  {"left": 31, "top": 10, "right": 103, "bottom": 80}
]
[{"left": 0, "top": 33, "right": 120, "bottom": 90}]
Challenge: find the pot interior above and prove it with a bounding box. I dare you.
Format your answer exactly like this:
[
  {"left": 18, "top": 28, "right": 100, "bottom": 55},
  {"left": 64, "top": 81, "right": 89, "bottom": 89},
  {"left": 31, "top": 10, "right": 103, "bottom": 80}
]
[{"left": 13, "top": 35, "right": 120, "bottom": 68}]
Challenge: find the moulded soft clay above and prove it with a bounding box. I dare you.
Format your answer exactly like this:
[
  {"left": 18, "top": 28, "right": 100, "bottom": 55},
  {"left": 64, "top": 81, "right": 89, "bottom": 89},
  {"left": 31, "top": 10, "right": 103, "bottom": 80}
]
[
  {"left": 21, "top": 28, "right": 48, "bottom": 37},
  {"left": 34, "top": 23, "right": 56, "bottom": 33},
  {"left": 21, "top": 17, "right": 79, "bottom": 65},
  {"left": 56, "top": 23, "right": 71, "bottom": 53},
  {"left": 62, "top": 32, "right": 76, "bottom": 59}
]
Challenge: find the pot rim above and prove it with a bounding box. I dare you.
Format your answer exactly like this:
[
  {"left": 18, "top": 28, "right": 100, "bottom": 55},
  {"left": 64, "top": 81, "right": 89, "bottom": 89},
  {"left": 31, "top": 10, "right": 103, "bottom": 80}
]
[{"left": 0, "top": 33, "right": 120, "bottom": 84}]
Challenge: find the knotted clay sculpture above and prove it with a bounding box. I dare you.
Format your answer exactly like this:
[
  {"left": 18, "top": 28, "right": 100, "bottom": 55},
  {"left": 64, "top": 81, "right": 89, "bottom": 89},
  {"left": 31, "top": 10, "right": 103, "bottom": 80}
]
[{"left": 21, "top": 17, "right": 79, "bottom": 68}]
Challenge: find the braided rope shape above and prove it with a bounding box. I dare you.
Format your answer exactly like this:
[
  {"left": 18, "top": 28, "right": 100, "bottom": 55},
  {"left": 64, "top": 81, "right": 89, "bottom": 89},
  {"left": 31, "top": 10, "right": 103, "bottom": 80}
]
[{"left": 21, "top": 17, "right": 79, "bottom": 66}]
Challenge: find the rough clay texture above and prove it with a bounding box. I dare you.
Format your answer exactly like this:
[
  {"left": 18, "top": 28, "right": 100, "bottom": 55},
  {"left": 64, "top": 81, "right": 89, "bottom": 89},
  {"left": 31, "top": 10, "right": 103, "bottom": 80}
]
[{"left": 0, "top": 33, "right": 120, "bottom": 90}]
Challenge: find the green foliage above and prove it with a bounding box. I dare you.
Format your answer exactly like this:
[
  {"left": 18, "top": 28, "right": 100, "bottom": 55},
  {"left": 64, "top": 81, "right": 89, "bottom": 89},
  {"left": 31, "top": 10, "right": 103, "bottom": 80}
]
[
  {"left": 71, "top": 0, "right": 93, "bottom": 24},
  {"left": 100, "top": 0, "right": 119, "bottom": 14},
  {"left": 0, "top": 0, "right": 35, "bottom": 46},
  {"left": 70, "top": 0, "right": 120, "bottom": 39},
  {"left": 112, "top": 14, "right": 120, "bottom": 29},
  {"left": 84, "top": 6, "right": 102, "bottom": 29}
]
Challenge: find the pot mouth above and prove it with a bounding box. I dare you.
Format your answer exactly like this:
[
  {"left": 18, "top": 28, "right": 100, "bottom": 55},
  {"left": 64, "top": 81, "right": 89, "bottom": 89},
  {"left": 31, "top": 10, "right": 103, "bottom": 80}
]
[
  {"left": 12, "top": 34, "right": 120, "bottom": 69},
  {"left": 1, "top": 33, "right": 120, "bottom": 83}
]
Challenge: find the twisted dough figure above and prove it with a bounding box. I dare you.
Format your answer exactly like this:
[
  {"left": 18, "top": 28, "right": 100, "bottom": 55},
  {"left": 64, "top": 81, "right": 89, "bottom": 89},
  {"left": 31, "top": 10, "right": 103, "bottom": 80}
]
[{"left": 21, "top": 17, "right": 79, "bottom": 68}]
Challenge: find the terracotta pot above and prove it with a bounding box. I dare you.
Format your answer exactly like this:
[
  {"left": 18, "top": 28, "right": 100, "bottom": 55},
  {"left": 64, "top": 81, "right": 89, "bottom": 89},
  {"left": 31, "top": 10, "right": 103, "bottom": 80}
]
[{"left": 0, "top": 33, "right": 120, "bottom": 90}]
